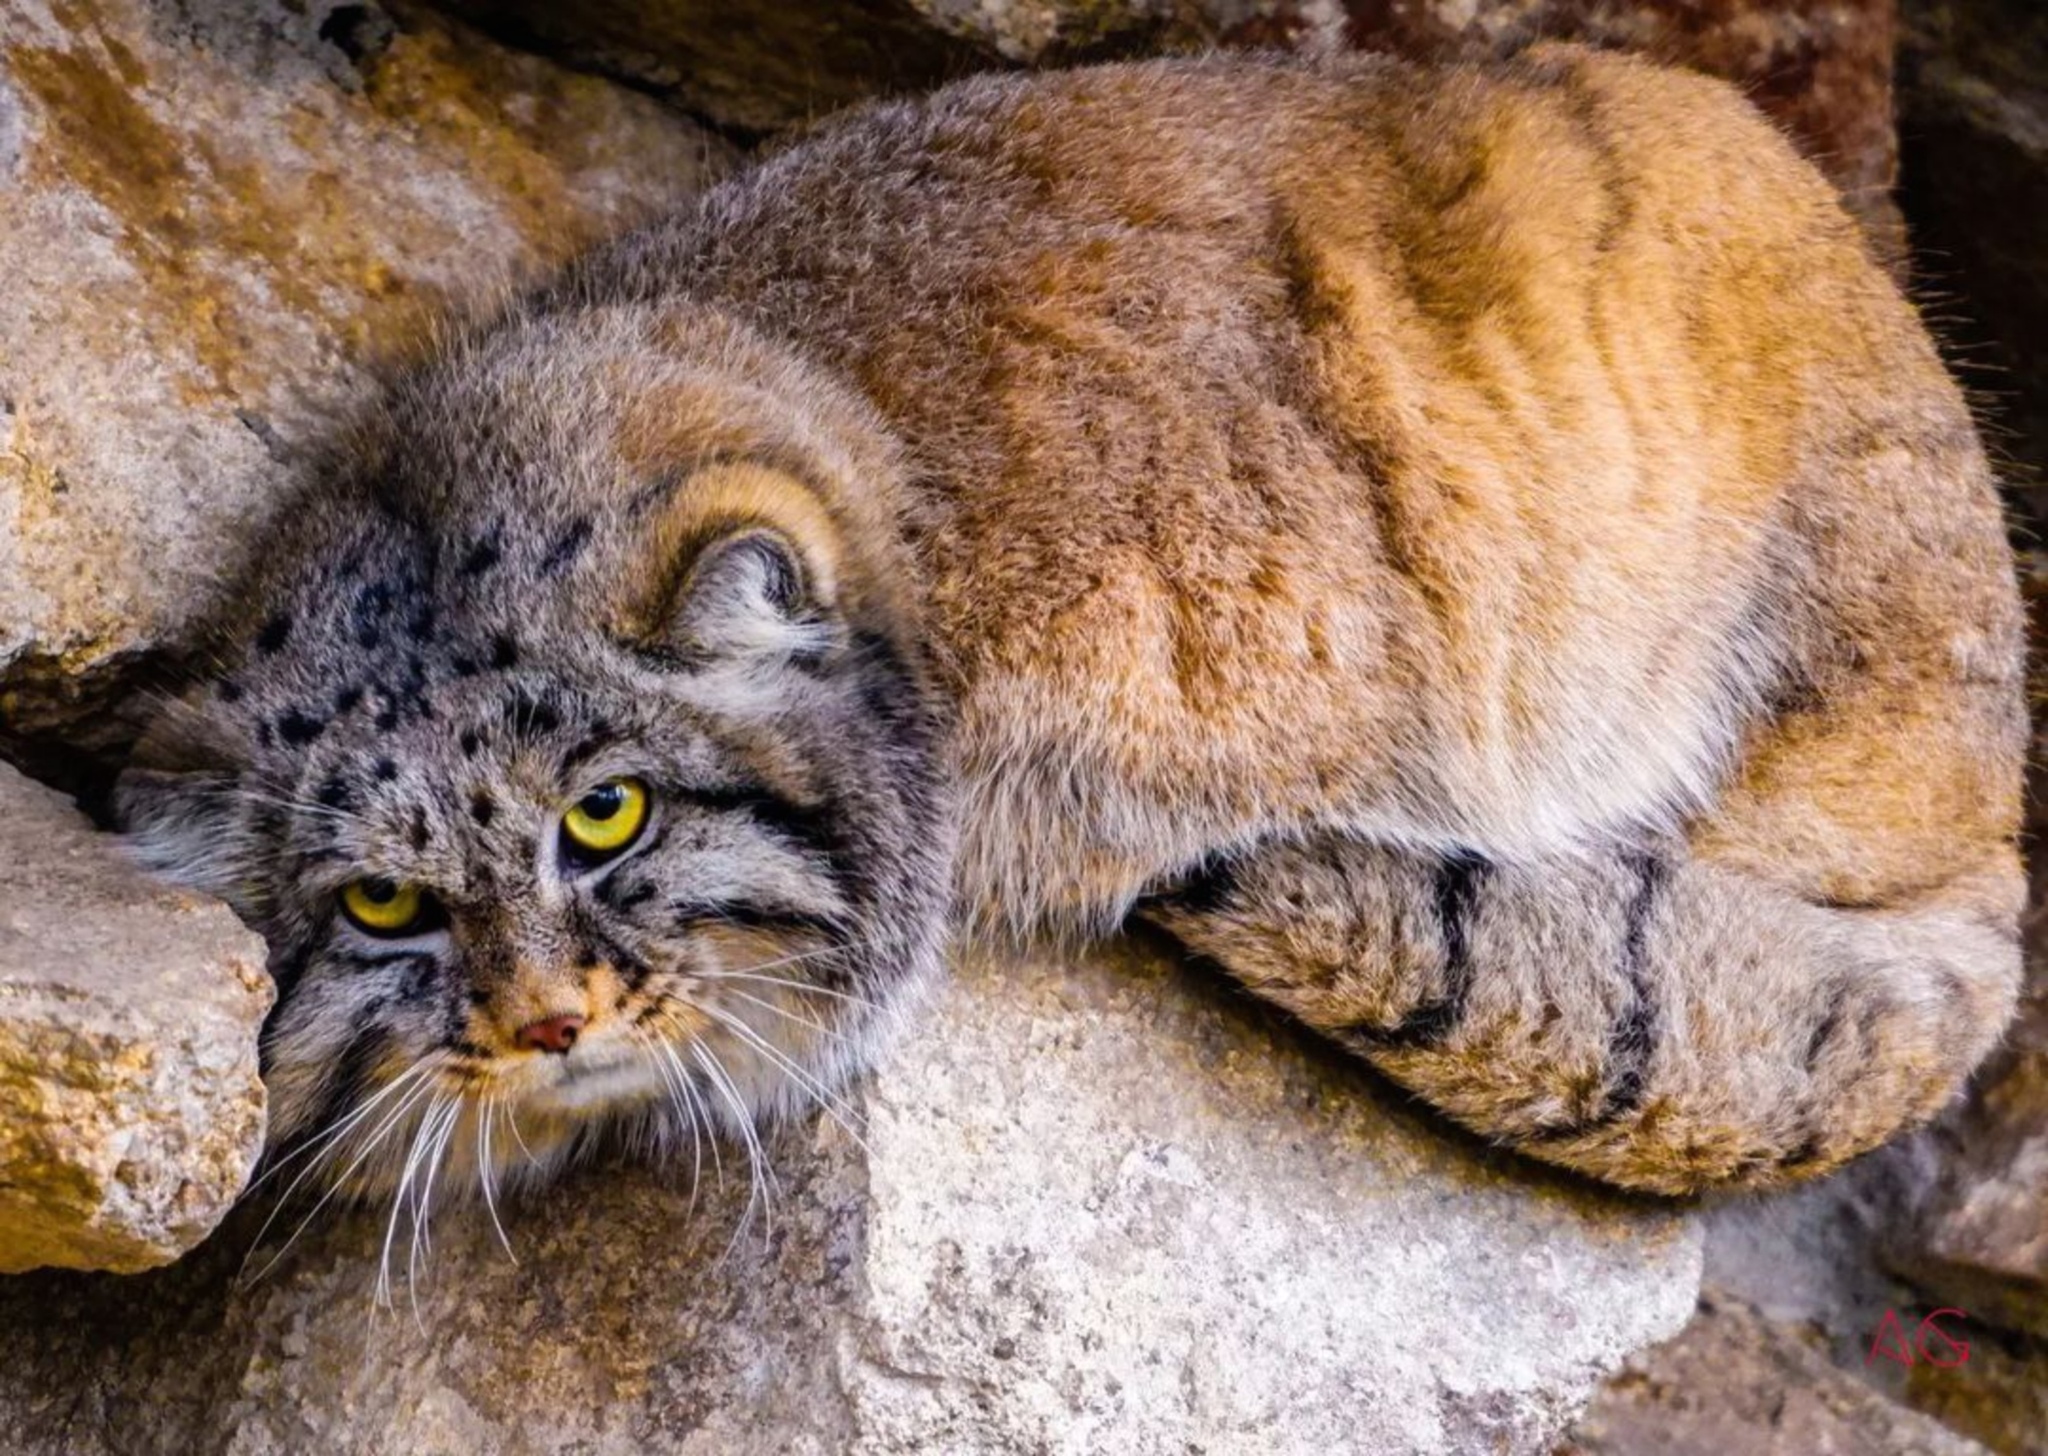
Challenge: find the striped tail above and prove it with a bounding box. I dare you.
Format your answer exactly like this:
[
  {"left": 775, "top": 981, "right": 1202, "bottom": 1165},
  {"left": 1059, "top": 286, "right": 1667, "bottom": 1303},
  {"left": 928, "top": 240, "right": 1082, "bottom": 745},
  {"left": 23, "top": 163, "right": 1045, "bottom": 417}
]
[{"left": 1139, "top": 836, "right": 2021, "bottom": 1194}]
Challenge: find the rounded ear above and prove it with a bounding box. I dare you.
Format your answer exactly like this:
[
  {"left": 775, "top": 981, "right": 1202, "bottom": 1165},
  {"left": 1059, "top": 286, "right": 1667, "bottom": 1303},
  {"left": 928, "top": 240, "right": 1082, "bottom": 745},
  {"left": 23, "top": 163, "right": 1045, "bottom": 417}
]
[{"left": 613, "top": 463, "right": 847, "bottom": 665}]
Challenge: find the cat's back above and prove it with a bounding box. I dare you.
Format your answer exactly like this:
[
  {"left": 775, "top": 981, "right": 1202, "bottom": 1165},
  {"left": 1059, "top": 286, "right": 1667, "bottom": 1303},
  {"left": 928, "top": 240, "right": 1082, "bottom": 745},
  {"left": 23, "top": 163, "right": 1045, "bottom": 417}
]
[{"left": 575, "top": 46, "right": 2002, "bottom": 907}]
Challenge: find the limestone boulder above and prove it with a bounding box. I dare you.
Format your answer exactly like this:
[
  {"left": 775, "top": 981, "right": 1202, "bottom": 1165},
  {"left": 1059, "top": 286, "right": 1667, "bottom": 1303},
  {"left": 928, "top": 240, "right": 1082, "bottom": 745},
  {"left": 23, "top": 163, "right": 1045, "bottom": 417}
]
[
  {"left": 0, "top": 934, "right": 1701, "bottom": 1453},
  {"left": 0, "top": 0, "right": 732, "bottom": 763},
  {"left": 0, "top": 762, "right": 271, "bottom": 1273}
]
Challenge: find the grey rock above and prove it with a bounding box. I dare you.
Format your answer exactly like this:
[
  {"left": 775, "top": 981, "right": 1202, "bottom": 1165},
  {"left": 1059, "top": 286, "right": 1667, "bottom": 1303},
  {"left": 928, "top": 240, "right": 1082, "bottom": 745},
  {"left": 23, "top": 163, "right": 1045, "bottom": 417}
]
[
  {"left": 0, "top": 934, "right": 1699, "bottom": 1452},
  {"left": 0, "top": 762, "right": 271, "bottom": 1273}
]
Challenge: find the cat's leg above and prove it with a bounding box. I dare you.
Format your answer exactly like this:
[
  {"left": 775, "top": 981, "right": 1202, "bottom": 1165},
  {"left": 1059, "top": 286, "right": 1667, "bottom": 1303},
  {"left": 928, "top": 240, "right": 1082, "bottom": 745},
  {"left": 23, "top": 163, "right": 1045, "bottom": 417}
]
[{"left": 1137, "top": 818, "right": 2021, "bottom": 1195}]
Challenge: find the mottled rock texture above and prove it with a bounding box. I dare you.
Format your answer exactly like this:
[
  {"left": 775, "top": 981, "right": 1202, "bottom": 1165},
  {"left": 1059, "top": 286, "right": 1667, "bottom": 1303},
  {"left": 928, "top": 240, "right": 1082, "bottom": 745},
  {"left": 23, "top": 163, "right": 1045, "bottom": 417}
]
[
  {"left": 1564, "top": 1290, "right": 1992, "bottom": 1456},
  {"left": 0, "top": 0, "right": 732, "bottom": 767},
  {"left": 0, "top": 937, "right": 1699, "bottom": 1453},
  {"left": 0, "top": 762, "right": 271, "bottom": 1273},
  {"left": 1889, "top": 991, "right": 2048, "bottom": 1343}
]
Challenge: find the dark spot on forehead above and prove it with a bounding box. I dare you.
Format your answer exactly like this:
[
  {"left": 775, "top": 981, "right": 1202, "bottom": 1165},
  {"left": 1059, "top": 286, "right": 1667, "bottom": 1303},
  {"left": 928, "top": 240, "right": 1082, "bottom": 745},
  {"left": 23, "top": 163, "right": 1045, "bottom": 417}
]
[
  {"left": 491, "top": 634, "right": 519, "bottom": 670},
  {"left": 316, "top": 773, "right": 352, "bottom": 810},
  {"left": 504, "top": 690, "right": 560, "bottom": 737},
  {"left": 408, "top": 806, "right": 431, "bottom": 851},
  {"left": 462, "top": 532, "right": 503, "bottom": 576},
  {"left": 335, "top": 684, "right": 364, "bottom": 714},
  {"left": 470, "top": 790, "right": 496, "bottom": 826},
  {"left": 375, "top": 704, "right": 400, "bottom": 733},
  {"left": 352, "top": 582, "right": 395, "bottom": 649},
  {"left": 451, "top": 655, "right": 479, "bottom": 678},
  {"left": 541, "top": 517, "right": 594, "bottom": 576},
  {"left": 373, "top": 756, "right": 399, "bottom": 781},
  {"left": 255, "top": 612, "right": 293, "bottom": 654},
  {"left": 278, "top": 710, "right": 327, "bottom": 747},
  {"left": 563, "top": 727, "right": 617, "bottom": 771},
  {"left": 459, "top": 729, "right": 483, "bottom": 757},
  {"left": 255, "top": 719, "right": 275, "bottom": 749},
  {"left": 406, "top": 606, "right": 437, "bottom": 643}
]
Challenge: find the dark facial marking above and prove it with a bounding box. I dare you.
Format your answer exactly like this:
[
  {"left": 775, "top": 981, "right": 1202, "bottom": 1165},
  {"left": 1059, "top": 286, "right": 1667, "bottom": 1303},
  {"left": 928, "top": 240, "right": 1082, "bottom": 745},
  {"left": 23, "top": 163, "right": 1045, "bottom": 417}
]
[
  {"left": 335, "top": 684, "right": 364, "bottom": 714},
  {"left": 284, "top": 1021, "right": 391, "bottom": 1155},
  {"left": 490, "top": 634, "right": 519, "bottom": 671},
  {"left": 541, "top": 518, "right": 594, "bottom": 576},
  {"left": 503, "top": 690, "right": 560, "bottom": 737},
  {"left": 255, "top": 612, "right": 293, "bottom": 654},
  {"left": 459, "top": 730, "right": 482, "bottom": 757},
  {"left": 316, "top": 773, "right": 352, "bottom": 810},
  {"left": 278, "top": 710, "right": 327, "bottom": 748},
  {"left": 469, "top": 790, "right": 496, "bottom": 827},
  {"left": 374, "top": 756, "right": 399, "bottom": 781},
  {"left": 462, "top": 532, "right": 503, "bottom": 576},
  {"left": 219, "top": 680, "right": 245, "bottom": 704},
  {"left": 408, "top": 806, "right": 431, "bottom": 851}
]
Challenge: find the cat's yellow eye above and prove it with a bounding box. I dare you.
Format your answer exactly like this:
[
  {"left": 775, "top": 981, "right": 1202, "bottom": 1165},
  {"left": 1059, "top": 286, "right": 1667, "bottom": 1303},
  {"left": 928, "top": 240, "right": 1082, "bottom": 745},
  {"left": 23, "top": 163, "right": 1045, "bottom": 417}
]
[
  {"left": 562, "top": 777, "right": 650, "bottom": 861},
  {"left": 340, "top": 878, "right": 425, "bottom": 936}
]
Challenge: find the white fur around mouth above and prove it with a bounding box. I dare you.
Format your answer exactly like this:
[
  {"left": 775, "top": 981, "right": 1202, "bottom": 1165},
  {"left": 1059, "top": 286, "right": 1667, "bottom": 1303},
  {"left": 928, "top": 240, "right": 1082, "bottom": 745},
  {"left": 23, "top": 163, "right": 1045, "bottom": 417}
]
[{"left": 512, "top": 1042, "right": 667, "bottom": 1115}]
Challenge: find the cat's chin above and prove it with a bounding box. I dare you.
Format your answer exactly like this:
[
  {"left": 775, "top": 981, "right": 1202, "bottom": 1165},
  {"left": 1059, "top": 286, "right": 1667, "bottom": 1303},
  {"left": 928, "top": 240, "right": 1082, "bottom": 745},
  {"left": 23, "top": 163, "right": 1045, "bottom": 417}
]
[{"left": 508, "top": 1043, "right": 667, "bottom": 1118}]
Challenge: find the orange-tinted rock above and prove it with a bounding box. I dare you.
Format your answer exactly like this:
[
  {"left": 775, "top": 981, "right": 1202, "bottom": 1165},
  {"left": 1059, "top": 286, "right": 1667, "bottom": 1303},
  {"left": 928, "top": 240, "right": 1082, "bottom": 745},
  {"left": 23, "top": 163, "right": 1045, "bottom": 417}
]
[{"left": 0, "top": 0, "right": 733, "bottom": 756}]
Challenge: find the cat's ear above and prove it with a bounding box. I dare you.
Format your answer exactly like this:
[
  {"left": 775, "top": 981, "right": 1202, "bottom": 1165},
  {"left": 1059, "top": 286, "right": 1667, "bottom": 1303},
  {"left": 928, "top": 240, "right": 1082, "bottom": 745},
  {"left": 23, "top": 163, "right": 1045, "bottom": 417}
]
[
  {"left": 114, "top": 706, "right": 256, "bottom": 904},
  {"left": 615, "top": 463, "right": 845, "bottom": 665}
]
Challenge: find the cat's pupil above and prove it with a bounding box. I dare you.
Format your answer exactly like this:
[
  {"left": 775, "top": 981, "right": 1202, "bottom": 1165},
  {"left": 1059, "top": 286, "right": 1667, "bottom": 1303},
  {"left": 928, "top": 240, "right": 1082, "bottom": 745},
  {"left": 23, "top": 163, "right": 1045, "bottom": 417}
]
[
  {"left": 363, "top": 878, "right": 397, "bottom": 904},
  {"left": 580, "top": 786, "right": 624, "bottom": 821}
]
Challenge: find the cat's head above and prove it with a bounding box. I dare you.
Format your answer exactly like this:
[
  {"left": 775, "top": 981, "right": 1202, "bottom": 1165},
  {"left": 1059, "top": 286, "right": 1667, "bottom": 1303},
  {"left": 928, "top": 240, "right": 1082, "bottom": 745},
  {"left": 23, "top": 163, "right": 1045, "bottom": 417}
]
[{"left": 115, "top": 304, "right": 955, "bottom": 1199}]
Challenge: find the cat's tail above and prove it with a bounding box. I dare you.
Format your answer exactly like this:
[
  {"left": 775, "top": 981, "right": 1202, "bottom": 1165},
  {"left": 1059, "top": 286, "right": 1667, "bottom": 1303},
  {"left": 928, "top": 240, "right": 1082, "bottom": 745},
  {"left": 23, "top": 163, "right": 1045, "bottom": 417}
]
[{"left": 1139, "top": 838, "right": 2022, "bottom": 1194}]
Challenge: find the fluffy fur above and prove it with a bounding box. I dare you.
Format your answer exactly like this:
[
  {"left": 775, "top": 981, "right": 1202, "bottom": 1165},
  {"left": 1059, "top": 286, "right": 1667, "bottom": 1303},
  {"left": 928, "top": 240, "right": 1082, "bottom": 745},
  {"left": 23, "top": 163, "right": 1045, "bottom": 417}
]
[{"left": 120, "top": 46, "right": 2026, "bottom": 1200}]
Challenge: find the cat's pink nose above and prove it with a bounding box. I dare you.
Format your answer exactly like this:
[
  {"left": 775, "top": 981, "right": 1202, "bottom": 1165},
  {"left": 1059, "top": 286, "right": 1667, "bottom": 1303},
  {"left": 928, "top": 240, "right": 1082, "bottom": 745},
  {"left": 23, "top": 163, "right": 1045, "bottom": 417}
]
[{"left": 515, "top": 1014, "right": 586, "bottom": 1056}]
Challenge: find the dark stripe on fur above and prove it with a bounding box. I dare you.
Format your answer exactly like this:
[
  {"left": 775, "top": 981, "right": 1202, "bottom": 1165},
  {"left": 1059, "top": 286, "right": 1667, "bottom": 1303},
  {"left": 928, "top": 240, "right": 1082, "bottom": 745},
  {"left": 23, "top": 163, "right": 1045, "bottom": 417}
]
[
  {"left": 276, "top": 1019, "right": 389, "bottom": 1166},
  {"left": 1536, "top": 852, "right": 1667, "bottom": 1138},
  {"left": 1349, "top": 848, "right": 1491, "bottom": 1048}
]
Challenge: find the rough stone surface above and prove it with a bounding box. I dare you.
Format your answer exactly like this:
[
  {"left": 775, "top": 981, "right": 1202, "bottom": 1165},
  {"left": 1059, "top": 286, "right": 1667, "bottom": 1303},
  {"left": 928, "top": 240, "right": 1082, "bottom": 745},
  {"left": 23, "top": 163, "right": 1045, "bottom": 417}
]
[
  {"left": 1892, "top": 1004, "right": 2048, "bottom": 1343},
  {"left": 1563, "top": 1290, "right": 1993, "bottom": 1456},
  {"left": 438, "top": 0, "right": 994, "bottom": 135},
  {"left": 0, "top": 0, "right": 733, "bottom": 760},
  {"left": 0, "top": 761, "right": 271, "bottom": 1273},
  {"left": 0, "top": 935, "right": 1700, "bottom": 1453}
]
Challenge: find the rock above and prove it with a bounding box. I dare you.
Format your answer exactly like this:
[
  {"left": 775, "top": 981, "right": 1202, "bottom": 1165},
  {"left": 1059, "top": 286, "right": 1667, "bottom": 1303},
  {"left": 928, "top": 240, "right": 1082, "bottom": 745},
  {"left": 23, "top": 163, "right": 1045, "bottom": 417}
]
[
  {"left": 1902, "top": 1321, "right": 2048, "bottom": 1456},
  {"left": 0, "top": 935, "right": 1700, "bottom": 1453},
  {"left": 1564, "top": 1290, "right": 1993, "bottom": 1456},
  {"left": 435, "top": 0, "right": 994, "bottom": 136},
  {"left": 1899, "top": 0, "right": 2048, "bottom": 508},
  {"left": 0, "top": 0, "right": 734, "bottom": 763},
  {"left": 1887, "top": 1000, "right": 2048, "bottom": 1341},
  {"left": 0, "top": 762, "right": 271, "bottom": 1273}
]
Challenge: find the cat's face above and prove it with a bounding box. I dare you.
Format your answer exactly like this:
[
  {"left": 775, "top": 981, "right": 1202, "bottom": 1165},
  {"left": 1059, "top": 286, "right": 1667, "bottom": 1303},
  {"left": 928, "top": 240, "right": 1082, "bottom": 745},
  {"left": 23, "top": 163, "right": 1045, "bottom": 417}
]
[{"left": 115, "top": 307, "right": 954, "bottom": 1200}]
